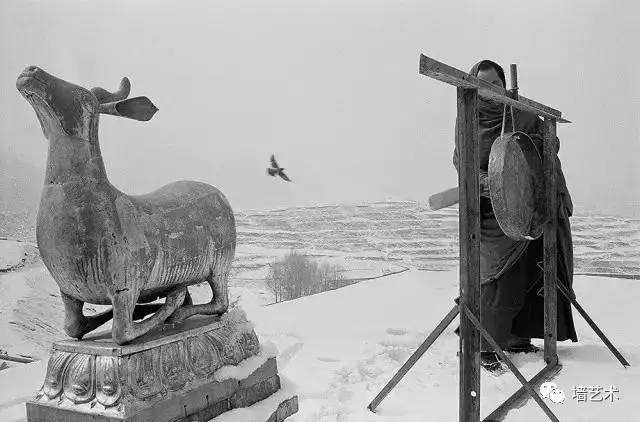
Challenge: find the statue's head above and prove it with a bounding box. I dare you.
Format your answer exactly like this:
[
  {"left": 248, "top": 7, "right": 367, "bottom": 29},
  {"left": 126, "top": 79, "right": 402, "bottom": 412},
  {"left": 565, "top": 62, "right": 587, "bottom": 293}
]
[{"left": 16, "top": 66, "right": 158, "bottom": 141}]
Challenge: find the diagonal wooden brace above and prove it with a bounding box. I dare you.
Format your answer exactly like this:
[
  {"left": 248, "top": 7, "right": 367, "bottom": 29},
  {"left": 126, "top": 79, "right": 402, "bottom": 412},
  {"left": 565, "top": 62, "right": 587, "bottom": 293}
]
[
  {"left": 556, "top": 281, "right": 630, "bottom": 368},
  {"left": 483, "top": 359, "right": 562, "bottom": 422},
  {"left": 461, "top": 304, "right": 560, "bottom": 422},
  {"left": 368, "top": 304, "right": 460, "bottom": 412}
]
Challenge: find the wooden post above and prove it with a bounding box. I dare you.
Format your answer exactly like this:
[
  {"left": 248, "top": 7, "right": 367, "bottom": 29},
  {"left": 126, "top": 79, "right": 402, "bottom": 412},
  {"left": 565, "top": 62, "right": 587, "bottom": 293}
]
[
  {"left": 510, "top": 64, "right": 519, "bottom": 99},
  {"left": 543, "top": 118, "right": 558, "bottom": 364},
  {"left": 457, "top": 87, "right": 481, "bottom": 422}
]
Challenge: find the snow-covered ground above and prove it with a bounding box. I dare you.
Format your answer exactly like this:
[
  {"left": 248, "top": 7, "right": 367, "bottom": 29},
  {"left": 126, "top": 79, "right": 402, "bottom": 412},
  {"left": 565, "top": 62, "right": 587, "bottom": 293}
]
[
  {"left": 0, "top": 240, "right": 25, "bottom": 271},
  {"left": 0, "top": 245, "right": 408, "bottom": 360},
  {"left": 1, "top": 203, "right": 639, "bottom": 421},
  {"left": 243, "top": 270, "right": 638, "bottom": 421},
  {"left": 1, "top": 269, "right": 637, "bottom": 421},
  {"left": 0, "top": 266, "right": 67, "bottom": 359}
]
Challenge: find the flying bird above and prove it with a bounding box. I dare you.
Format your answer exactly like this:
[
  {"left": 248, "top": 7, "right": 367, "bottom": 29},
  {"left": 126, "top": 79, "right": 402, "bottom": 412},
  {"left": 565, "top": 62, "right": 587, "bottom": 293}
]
[{"left": 267, "top": 154, "right": 291, "bottom": 182}]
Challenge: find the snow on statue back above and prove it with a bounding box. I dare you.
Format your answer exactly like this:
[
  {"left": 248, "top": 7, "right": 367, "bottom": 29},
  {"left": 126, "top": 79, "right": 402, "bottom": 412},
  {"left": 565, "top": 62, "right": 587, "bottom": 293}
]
[{"left": 16, "top": 66, "right": 237, "bottom": 345}]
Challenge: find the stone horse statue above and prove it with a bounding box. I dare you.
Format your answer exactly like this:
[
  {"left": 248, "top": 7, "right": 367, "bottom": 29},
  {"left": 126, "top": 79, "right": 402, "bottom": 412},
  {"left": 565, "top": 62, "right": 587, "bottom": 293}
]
[{"left": 16, "top": 66, "right": 236, "bottom": 345}]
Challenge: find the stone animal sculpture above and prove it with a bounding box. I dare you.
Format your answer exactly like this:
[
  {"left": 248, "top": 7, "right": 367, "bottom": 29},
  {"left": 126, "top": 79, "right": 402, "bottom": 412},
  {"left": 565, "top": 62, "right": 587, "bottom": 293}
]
[{"left": 16, "top": 66, "right": 236, "bottom": 345}]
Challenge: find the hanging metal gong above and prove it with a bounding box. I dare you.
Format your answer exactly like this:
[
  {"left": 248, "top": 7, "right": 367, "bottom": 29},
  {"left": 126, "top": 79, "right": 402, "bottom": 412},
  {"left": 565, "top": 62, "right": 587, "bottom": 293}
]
[{"left": 488, "top": 131, "right": 545, "bottom": 241}]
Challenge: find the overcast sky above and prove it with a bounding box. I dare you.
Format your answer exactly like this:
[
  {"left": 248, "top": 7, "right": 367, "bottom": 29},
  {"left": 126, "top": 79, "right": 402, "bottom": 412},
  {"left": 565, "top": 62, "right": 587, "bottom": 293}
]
[{"left": 1, "top": 0, "right": 638, "bottom": 216}]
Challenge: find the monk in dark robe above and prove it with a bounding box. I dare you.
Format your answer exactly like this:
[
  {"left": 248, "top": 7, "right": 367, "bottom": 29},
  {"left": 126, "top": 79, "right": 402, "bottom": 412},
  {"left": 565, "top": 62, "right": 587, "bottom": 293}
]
[{"left": 453, "top": 59, "right": 578, "bottom": 370}]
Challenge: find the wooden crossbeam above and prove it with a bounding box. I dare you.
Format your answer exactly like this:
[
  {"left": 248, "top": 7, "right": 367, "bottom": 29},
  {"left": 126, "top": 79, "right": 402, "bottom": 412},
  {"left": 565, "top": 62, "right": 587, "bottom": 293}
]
[{"left": 419, "top": 55, "right": 570, "bottom": 123}]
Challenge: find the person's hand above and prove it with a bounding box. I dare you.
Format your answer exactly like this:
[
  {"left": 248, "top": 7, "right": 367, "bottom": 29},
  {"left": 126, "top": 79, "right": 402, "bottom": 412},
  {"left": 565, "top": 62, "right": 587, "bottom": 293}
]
[
  {"left": 480, "top": 172, "right": 491, "bottom": 198},
  {"left": 529, "top": 133, "right": 560, "bottom": 155}
]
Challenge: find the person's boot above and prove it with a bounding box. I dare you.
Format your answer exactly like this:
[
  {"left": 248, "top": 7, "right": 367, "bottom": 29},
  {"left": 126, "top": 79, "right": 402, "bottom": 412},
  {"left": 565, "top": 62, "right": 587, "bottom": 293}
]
[
  {"left": 454, "top": 350, "right": 507, "bottom": 376},
  {"left": 504, "top": 337, "right": 541, "bottom": 354},
  {"left": 481, "top": 351, "right": 506, "bottom": 376}
]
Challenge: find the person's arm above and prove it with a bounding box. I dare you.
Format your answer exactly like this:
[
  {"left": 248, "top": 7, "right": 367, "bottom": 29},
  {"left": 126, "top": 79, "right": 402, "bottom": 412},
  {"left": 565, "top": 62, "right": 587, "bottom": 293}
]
[
  {"left": 453, "top": 119, "right": 490, "bottom": 198},
  {"left": 531, "top": 117, "right": 574, "bottom": 217},
  {"left": 530, "top": 116, "right": 560, "bottom": 154}
]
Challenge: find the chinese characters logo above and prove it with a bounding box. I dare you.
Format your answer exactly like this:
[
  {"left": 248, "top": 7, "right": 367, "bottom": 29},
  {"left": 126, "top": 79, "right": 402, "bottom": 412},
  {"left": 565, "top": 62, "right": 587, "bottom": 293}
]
[
  {"left": 539, "top": 382, "right": 621, "bottom": 404},
  {"left": 571, "top": 385, "right": 620, "bottom": 403},
  {"left": 540, "top": 382, "right": 565, "bottom": 403}
]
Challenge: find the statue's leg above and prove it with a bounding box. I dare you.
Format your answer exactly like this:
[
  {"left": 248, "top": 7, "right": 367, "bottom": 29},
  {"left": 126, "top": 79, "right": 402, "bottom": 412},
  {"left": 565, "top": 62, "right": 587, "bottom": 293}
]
[
  {"left": 132, "top": 303, "right": 163, "bottom": 321},
  {"left": 60, "top": 291, "right": 178, "bottom": 339},
  {"left": 210, "top": 268, "right": 230, "bottom": 314},
  {"left": 167, "top": 268, "right": 230, "bottom": 324},
  {"left": 61, "top": 291, "right": 114, "bottom": 339},
  {"left": 184, "top": 290, "right": 193, "bottom": 305},
  {"left": 111, "top": 286, "right": 186, "bottom": 345},
  {"left": 131, "top": 290, "right": 191, "bottom": 321}
]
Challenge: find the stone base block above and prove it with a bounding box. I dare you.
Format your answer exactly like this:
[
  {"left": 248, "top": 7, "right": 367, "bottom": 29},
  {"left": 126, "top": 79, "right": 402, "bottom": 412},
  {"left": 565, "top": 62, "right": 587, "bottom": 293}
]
[{"left": 25, "top": 307, "right": 298, "bottom": 421}]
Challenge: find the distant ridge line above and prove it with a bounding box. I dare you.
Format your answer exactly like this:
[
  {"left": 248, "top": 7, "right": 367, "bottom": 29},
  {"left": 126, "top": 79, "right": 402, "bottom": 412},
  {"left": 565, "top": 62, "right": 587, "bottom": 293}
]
[
  {"left": 574, "top": 272, "right": 640, "bottom": 280},
  {"left": 238, "top": 200, "right": 423, "bottom": 214}
]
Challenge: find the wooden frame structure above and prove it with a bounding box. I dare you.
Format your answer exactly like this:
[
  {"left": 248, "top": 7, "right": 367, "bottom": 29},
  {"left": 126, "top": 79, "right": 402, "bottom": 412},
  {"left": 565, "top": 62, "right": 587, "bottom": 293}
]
[{"left": 368, "top": 54, "right": 630, "bottom": 421}]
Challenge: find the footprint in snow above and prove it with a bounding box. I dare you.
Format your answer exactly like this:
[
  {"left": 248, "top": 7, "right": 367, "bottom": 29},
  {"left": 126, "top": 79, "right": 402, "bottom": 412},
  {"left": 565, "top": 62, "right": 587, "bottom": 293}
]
[
  {"left": 277, "top": 341, "right": 304, "bottom": 368},
  {"left": 316, "top": 356, "right": 341, "bottom": 363},
  {"left": 385, "top": 328, "right": 408, "bottom": 336}
]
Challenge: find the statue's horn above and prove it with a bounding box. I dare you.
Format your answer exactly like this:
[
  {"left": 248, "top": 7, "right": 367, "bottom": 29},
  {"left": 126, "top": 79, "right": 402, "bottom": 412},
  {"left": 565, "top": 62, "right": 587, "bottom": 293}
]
[
  {"left": 99, "top": 96, "right": 158, "bottom": 121},
  {"left": 91, "top": 77, "right": 131, "bottom": 104}
]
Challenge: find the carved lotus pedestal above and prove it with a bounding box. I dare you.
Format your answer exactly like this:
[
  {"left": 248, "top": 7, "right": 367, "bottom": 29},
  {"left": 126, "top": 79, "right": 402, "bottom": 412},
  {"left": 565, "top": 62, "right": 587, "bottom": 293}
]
[{"left": 26, "top": 308, "right": 298, "bottom": 421}]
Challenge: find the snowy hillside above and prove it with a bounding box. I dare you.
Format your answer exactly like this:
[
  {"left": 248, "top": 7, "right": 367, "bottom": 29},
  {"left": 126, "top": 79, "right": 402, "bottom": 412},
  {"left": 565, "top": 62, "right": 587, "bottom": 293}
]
[
  {"left": 1, "top": 269, "right": 637, "bottom": 421},
  {"left": 4, "top": 201, "right": 640, "bottom": 278},
  {"left": 1, "top": 201, "right": 638, "bottom": 421},
  {"left": 234, "top": 202, "right": 640, "bottom": 279}
]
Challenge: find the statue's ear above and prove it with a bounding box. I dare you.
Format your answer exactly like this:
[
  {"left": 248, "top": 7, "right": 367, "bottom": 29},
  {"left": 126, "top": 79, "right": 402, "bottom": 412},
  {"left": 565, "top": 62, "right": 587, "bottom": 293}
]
[{"left": 99, "top": 96, "right": 158, "bottom": 121}]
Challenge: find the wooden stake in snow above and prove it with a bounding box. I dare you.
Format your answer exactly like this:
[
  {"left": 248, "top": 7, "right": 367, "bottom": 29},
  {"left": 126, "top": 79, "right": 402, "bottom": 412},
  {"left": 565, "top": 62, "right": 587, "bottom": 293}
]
[{"left": 0, "top": 352, "right": 36, "bottom": 364}]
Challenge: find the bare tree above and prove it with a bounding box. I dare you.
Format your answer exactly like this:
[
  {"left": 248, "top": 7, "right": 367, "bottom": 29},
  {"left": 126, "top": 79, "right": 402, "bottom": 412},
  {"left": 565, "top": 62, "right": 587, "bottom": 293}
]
[{"left": 265, "top": 251, "right": 345, "bottom": 302}]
